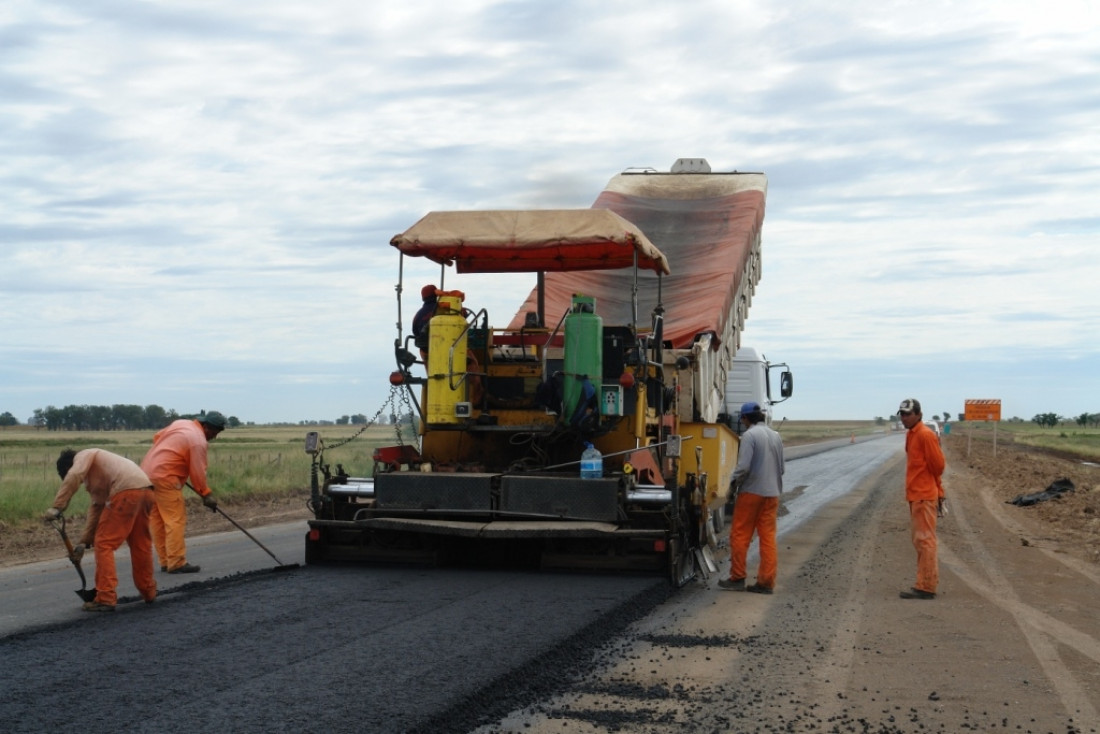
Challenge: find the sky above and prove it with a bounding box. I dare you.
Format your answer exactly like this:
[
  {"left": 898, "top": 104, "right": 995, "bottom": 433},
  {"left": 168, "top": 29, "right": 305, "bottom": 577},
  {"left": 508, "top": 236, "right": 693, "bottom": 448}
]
[{"left": 2, "top": 0, "right": 1098, "bottom": 426}]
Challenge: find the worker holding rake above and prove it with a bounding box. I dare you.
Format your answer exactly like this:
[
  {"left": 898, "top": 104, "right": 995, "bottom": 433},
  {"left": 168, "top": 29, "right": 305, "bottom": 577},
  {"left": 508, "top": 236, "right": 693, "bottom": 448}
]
[
  {"left": 141, "top": 411, "right": 224, "bottom": 574},
  {"left": 44, "top": 449, "right": 157, "bottom": 612}
]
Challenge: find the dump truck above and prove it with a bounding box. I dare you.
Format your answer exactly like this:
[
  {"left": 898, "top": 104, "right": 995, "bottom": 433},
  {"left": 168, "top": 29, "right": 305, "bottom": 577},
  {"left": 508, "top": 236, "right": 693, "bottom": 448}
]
[{"left": 305, "top": 158, "right": 769, "bottom": 585}]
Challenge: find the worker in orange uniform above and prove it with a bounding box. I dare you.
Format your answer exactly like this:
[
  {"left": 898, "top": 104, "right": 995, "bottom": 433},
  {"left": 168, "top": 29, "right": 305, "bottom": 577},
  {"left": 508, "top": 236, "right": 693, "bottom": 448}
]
[
  {"left": 43, "top": 449, "right": 157, "bottom": 612},
  {"left": 141, "top": 411, "right": 224, "bottom": 574},
  {"left": 896, "top": 398, "right": 946, "bottom": 599},
  {"left": 718, "top": 401, "right": 785, "bottom": 594}
]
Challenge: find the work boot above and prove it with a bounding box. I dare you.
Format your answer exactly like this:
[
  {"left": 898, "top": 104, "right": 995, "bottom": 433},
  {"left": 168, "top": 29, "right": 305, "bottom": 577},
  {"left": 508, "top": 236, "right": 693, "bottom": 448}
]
[
  {"left": 745, "top": 584, "right": 774, "bottom": 594},
  {"left": 717, "top": 578, "right": 745, "bottom": 591},
  {"left": 82, "top": 601, "right": 116, "bottom": 613},
  {"left": 899, "top": 587, "right": 935, "bottom": 600},
  {"left": 168, "top": 563, "right": 201, "bottom": 574}
]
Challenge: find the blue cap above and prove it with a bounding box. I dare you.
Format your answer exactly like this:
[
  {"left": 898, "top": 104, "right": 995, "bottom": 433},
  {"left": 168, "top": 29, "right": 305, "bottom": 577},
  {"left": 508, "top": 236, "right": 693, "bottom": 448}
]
[{"left": 740, "top": 402, "right": 764, "bottom": 415}]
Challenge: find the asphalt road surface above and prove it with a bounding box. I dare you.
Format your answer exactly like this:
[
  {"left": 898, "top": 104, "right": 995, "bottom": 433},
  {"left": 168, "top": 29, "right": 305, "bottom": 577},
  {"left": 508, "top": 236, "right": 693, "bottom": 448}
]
[{"left": 0, "top": 434, "right": 946, "bottom": 733}]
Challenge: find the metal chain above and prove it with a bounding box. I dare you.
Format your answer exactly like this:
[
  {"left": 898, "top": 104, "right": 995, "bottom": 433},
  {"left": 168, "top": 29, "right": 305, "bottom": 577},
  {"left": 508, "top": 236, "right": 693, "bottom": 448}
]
[
  {"left": 322, "top": 385, "right": 407, "bottom": 452},
  {"left": 394, "top": 383, "right": 416, "bottom": 446}
]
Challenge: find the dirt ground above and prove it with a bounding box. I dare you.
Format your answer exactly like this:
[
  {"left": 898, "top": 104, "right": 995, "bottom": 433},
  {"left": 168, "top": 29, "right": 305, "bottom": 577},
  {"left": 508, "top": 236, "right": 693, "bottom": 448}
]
[
  {"left": 0, "top": 491, "right": 312, "bottom": 569},
  {"left": 944, "top": 429, "right": 1100, "bottom": 567}
]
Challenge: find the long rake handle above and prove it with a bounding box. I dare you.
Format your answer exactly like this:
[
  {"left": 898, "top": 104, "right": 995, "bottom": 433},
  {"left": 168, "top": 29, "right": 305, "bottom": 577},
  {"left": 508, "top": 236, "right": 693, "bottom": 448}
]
[
  {"left": 215, "top": 506, "right": 287, "bottom": 566},
  {"left": 184, "top": 482, "right": 291, "bottom": 567}
]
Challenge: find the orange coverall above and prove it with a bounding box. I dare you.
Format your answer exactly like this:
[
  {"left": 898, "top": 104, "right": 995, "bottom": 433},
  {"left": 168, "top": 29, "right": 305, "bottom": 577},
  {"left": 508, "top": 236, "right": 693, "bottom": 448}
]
[
  {"left": 905, "top": 421, "right": 946, "bottom": 594},
  {"left": 50, "top": 449, "right": 156, "bottom": 606},
  {"left": 141, "top": 419, "right": 214, "bottom": 571},
  {"left": 729, "top": 493, "right": 779, "bottom": 588},
  {"left": 727, "top": 422, "right": 785, "bottom": 590}
]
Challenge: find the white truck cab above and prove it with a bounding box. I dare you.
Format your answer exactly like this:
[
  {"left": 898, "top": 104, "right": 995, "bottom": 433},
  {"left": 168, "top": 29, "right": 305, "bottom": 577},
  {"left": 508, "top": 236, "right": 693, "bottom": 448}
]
[{"left": 723, "top": 346, "right": 793, "bottom": 431}]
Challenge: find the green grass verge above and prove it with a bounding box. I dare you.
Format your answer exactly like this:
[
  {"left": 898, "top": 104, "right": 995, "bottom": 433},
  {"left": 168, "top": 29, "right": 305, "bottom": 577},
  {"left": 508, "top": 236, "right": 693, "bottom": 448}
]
[
  {"left": 0, "top": 424, "right": 405, "bottom": 527},
  {"left": 953, "top": 421, "right": 1100, "bottom": 461}
]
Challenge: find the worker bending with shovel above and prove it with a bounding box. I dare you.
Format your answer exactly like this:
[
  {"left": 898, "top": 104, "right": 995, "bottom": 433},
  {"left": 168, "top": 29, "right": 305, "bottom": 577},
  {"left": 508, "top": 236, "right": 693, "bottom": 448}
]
[
  {"left": 141, "top": 411, "right": 223, "bottom": 574},
  {"left": 44, "top": 449, "right": 157, "bottom": 612}
]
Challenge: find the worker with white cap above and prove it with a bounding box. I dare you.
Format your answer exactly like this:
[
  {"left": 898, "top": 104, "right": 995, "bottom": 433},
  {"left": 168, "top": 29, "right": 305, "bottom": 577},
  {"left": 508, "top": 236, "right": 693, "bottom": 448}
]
[{"left": 896, "top": 398, "right": 946, "bottom": 599}]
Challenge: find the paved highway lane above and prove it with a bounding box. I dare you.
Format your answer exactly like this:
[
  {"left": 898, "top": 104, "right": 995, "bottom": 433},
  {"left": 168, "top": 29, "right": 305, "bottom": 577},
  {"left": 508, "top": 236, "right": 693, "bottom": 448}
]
[
  {"left": 778, "top": 432, "right": 902, "bottom": 534},
  {"left": 1, "top": 436, "right": 904, "bottom": 733}
]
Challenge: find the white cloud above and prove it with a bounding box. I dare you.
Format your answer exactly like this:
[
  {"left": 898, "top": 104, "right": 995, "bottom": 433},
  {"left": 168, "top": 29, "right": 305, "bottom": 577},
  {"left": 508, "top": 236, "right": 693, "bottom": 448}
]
[{"left": 1, "top": 0, "right": 1098, "bottom": 423}]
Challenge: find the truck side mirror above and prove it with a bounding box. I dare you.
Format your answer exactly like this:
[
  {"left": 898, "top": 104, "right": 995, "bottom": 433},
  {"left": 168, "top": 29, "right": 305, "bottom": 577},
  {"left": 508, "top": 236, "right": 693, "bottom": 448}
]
[{"left": 780, "top": 371, "right": 793, "bottom": 398}]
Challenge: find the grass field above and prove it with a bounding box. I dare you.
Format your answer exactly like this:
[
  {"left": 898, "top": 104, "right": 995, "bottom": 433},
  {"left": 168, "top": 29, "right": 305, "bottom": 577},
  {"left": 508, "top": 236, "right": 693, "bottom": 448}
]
[
  {"left": 951, "top": 420, "right": 1100, "bottom": 461},
  {"left": 0, "top": 424, "right": 406, "bottom": 527}
]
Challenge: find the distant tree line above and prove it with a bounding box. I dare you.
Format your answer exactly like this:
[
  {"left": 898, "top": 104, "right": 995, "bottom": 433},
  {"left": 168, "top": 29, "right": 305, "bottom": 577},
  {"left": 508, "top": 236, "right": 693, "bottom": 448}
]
[
  {"left": 0, "top": 406, "right": 403, "bottom": 430},
  {"left": 1074, "top": 412, "right": 1100, "bottom": 427},
  {"left": 1032, "top": 412, "right": 1061, "bottom": 428},
  {"left": 4, "top": 404, "right": 242, "bottom": 432},
  {"left": 876, "top": 412, "right": 1100, "bottom": 429},
  {"left": 1029, "top": 412, "right": 1099, "bottom": 428}
]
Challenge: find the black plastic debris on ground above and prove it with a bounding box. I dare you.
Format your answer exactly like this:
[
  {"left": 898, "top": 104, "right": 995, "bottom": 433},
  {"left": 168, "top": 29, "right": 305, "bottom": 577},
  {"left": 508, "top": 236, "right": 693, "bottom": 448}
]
[{"left": 1007, "top": 478, "right": 1075, "bottom": 507}]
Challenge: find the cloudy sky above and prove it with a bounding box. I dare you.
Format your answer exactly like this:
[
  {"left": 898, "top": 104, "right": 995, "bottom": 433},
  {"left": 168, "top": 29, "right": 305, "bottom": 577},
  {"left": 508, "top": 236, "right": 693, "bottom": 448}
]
[{"left": 2, "top": 1, "right": 1097, "bottom": 426}]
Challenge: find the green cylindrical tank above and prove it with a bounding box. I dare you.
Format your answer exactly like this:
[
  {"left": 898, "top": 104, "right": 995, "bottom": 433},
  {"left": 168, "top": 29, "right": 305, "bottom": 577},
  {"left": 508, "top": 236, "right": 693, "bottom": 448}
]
[
  {"left": 563, "top": 294, "right": 602, "bottom": 423},
  {"left": 426, "top": 292, "right": 468, "bottom": 424}
]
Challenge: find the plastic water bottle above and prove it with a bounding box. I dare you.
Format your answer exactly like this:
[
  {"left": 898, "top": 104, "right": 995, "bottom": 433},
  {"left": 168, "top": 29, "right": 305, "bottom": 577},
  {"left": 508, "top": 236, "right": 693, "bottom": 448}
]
[{"left": 580, "top": 442, "right": 603, "bottom": 479}]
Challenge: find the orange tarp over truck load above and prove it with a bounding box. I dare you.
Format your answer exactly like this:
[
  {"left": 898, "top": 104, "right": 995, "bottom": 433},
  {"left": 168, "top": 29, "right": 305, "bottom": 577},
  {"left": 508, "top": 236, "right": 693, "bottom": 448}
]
[{"left": 508, "top": 171, "right": 766, "bottom": 352}]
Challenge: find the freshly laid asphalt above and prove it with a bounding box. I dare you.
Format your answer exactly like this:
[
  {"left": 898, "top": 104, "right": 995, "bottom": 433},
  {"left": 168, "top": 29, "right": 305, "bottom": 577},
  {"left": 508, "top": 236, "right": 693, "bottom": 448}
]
[{"left": 1, "top": 563, "right": 670, "bottom": 733}]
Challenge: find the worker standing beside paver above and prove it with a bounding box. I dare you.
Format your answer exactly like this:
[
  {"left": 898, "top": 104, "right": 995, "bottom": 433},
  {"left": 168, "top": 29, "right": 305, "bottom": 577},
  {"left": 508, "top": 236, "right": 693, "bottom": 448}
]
[
  {"left": 141, "top": 412, "right": 224, "bottom": 574},
  {"left": 896, "top": 398, "right": 946, "bottom": 599},
  {"left": 43, "top": 448, "right": 157, "bottom": 612},
  {"left": 719, "top": 401, "right": 785, "bottom": 594}
]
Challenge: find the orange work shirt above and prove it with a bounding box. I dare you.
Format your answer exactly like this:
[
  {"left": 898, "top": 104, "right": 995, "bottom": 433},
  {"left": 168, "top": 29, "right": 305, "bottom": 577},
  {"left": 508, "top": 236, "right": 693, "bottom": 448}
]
[
  {"left": 904, "top": 421, "right": 945, "bottom": 502},
  {"left": 51, "top": 448, "right": 153, "bottom": 546},
  {"left": 51, "top": 449, "right": 152, "bottom": 510},
  {"left": 141, "top": 419, "right": 213, "bottom": 496}
]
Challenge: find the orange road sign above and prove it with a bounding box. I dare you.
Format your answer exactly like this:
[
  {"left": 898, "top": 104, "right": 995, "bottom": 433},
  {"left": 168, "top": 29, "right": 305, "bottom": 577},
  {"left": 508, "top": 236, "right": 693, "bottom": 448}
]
[{"left": 964, "top": 399, "right": 1001, "bottom": 422}]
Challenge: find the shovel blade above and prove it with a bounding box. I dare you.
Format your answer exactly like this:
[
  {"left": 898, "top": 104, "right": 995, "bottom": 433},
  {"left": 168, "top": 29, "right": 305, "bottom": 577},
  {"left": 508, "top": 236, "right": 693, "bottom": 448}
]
[
  {"left": 76, "top": 588, "right": 97, "bottom": 602},
  {"left": 693, "top": 549, "right": 711, "bottom": 580},
  {"left": 699, "top": 545, "right": 718, "bottom": 574}
]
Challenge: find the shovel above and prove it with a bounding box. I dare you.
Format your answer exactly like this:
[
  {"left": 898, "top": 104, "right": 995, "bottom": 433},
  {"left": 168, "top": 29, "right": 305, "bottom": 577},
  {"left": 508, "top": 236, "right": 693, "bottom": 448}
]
[{"left": 48, "top": 513, "right": 98, "bottom": 602}]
